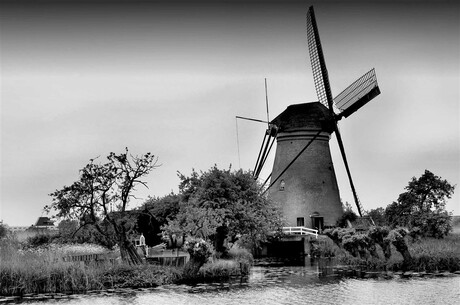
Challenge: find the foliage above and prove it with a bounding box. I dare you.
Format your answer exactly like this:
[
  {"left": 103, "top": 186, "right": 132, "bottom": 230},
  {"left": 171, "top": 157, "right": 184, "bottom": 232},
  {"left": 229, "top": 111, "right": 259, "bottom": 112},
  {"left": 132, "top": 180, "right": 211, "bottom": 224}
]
[
  {"left": 311, "top": 237, "right": 344, "bottom": 258},
  {"left": 342, "top": 233, "right": 372, "bottom": 259},
  {"left": 137, "top": 194, "right": 181, "bottom": 247},
  {"left": 162, "top": 166, "right": 283, "bottom": 255},
  {"left": 181, "top": 237, "right": 214, "bottom": 279},
  {"left": 184, "top": 237, "right": 213, "bottom": 262},
  {"left": 367, "top": 207, "right": 387, "bottom": 226},
  {"left": 0, "top": 239, "right": 180, "bottom": 296},
  {"left": 408, "top": 234, "right": 460, "bottom": 272},
  {"left": 324, "top": 226, "right": 414, "bottom": 266},
  {"left": 100, "top": 264, "right": 181, "bottom": 288},
  {"left": 336, "top": 202, "right": 358, "bottom": 227},
  {"left": 227, "top": 247, "right": 254, "bottom": 265},
  {"left": 330, "top": 228, "right": 460, "bottom": 272},
  {"left": 367, "top": 226, "right": 391, "bottom": 259},
  {"left": 0, "top": 223, "right": 9, "bottom": 239},
  {"left": 385, "top": 170, "right": 455, "bottom": 238},
  {"left": 56, "top": 220, "right": 116, "bottom": 248},
  {"left": 384, "top": 227, "right": 412, "bottom": 268},
  {"left": 323, "top": 227, "right": 356, "bottom": 247},
  {"left": 47, "top": 148, "right": 158, "bottom": 264},
  {"left": 26, "top": 233, "right": 57, "bottom": 248},
  {"left": 143, "top": 194, "right": 181, "bottom": 226},
  {"left": 197, "top": 259, "right": 250, "bottom": 281}
]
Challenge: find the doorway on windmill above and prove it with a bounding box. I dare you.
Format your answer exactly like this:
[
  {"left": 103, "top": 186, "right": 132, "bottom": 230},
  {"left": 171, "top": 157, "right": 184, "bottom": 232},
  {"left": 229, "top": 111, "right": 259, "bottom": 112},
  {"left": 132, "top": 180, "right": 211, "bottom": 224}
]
[
  {"left": 310, "top": 212, "right": 324, "bottom": 232},
  {"left": 296, "top": 217, "right": 305, "bottom": 227}
]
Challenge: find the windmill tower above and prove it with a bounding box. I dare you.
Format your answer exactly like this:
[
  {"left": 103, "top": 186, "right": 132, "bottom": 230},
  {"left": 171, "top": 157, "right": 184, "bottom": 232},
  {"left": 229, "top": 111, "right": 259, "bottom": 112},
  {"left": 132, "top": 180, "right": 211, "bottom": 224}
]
[{"left": 254, "top": 6, "right": 381, "bottom": 230}]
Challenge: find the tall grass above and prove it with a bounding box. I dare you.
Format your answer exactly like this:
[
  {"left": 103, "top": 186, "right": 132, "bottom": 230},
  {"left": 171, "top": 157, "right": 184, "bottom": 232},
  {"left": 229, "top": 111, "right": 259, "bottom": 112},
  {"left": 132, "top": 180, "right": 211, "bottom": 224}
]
[
  {"left": 407, "top": 234, "right": 460, "bottom": 272},
  {"left": 0, "top": 239, "right": 179, "bottom": 296},
  {"left": 189, "top": 247, "right": 253, "bottom": 283},
  {"left": 317, "top": 232, "right": 460, "bottom": 272}
]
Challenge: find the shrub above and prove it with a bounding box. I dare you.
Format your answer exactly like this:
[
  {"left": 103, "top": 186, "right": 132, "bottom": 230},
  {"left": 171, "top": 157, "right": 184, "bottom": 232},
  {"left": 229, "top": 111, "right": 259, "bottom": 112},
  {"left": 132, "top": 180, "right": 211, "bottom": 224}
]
[
  {"left": 184, "top": 238, "right": 213, "bottom": 262},
  {"left": 26, "top": 233, "right": 56, "bottom": 248},
  {"left": 311, "top": 237, "right": 344, "bottom": 258},
  {"left": 336, "top": 210, "right": 357, "bottom": 228},
  {"left": 198, "top": 259, "right": 249, "bottom": 280},
  {"left": 227, "top": 247, "right": 253, "bottom": 265}
]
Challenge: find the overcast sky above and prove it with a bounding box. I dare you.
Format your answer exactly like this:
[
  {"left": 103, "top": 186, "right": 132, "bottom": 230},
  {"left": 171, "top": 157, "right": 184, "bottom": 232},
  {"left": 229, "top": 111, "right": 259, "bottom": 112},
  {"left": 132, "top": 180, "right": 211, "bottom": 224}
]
[{"left": 1, "top": 0, "right": 459, "bottom": 226}]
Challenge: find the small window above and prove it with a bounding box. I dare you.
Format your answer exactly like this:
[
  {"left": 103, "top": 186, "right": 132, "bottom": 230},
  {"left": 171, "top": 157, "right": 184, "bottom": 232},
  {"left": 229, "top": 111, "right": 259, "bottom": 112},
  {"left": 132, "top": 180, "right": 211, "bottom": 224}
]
[
  {"left": 297, "top": 217, "right": 305, "bottom": 227},
  {"left": 279, "top": 180, "right": 285, "bottom": 191}
]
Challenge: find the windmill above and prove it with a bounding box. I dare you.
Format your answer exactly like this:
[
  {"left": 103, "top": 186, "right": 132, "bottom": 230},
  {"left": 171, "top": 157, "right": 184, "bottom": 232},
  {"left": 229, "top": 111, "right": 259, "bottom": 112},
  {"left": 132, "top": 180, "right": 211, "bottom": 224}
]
[{"left": 254, "top": 6, "right": 381, "bottom": 230}]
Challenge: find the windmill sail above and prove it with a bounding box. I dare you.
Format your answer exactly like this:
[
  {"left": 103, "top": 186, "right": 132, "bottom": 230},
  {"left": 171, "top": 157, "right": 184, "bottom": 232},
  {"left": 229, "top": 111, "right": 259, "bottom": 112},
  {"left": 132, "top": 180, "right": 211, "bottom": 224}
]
[
  {"left": 306, "top": 6, "right": 334, "bottom": 111},
  {"left": 307, "top": 6, "right": 366, "bottom": 217},
  {"left": 334, "top": 68, "right": 381, "bottom": 119}
]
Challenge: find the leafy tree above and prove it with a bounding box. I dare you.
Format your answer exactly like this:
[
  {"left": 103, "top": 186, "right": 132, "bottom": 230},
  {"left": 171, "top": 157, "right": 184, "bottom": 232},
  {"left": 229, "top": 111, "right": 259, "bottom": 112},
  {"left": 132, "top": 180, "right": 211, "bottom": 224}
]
[
  {"left": 385, "top": 227, "right": 412, "bottom": 269},
  {"left": 367, "top": 207, "right": 387, "bottom": 226},
  {"left": 143, "top": 194, "right": 181, "bottom": 226},
  {"left": 47, "top": 148, "right": 158, "bottom": 264},
  {"left": 137, "top": 194, "right": 181, "bottom": 247},
  {"left": 56, "top": 219, "right": 116, "bottom": 247},
  {"left": 182, "top": 238, "right": 213, "bottom": 279},
  {"left": 385, "top": 170, "right": 455, "bottom": 238},
  {"left": 163, "top": 166, "right": 283, "bottom": 255}
]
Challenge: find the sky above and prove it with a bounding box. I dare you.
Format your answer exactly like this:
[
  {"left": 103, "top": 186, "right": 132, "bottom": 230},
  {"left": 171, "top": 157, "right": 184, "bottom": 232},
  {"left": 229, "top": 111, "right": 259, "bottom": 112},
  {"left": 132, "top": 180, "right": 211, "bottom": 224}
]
[{"left": 1, "top": 0, "right": 459, "bottom": 226}]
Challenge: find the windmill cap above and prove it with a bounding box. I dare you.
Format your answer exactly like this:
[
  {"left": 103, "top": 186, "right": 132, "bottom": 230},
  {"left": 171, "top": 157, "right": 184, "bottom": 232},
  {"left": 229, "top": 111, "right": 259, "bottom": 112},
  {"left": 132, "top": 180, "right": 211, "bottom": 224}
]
[{"left": 270, "top": 102, "right": 335, "bottom": 133}]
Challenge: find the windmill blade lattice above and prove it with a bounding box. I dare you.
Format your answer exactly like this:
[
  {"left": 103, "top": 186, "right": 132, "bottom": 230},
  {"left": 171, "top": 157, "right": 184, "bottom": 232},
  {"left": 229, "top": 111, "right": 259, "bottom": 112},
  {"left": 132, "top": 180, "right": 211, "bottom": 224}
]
[
  {"left": 334, "top": 68, "right": 381, "bottom": 119},
  {"left": 306, "top": 6, "right": 366, "bottom": 217},
  {"left": 306, "top": 7, "right": 334, "bottom": 111}
]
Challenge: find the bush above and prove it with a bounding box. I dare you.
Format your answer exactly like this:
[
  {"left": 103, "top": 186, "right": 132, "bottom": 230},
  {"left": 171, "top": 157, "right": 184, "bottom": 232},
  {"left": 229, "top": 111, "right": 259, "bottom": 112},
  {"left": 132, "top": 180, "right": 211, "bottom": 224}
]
[
  {"left": 198, "top": 259, "right": 249, "bottom": 280},
  {"left": 311, "top": 237, "right": 344, "bottom": 258},
  {"left": 184, "top": 238, "right": 213, "bottom": 262},
  {"left": 26, "top": 233, "right": 56, "bottom": 248},
  {"left": 227, "top": 247, "right": 253, "bottom": 265},
  {"left": 336, "top": 210, "right": 357, "bottom": 228}
]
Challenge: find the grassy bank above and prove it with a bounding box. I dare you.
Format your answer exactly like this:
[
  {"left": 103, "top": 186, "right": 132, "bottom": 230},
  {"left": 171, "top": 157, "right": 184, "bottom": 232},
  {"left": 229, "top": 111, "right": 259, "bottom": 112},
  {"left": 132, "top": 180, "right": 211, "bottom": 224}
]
[
  {"left": 0, "top": 240, "right": 252, "bottom": 296},
  {"left": 0, "top": 240, "right": 180, "bottom": 296},
  {"left": 318, "top": 232, "right": 460, "bottom": 272}
]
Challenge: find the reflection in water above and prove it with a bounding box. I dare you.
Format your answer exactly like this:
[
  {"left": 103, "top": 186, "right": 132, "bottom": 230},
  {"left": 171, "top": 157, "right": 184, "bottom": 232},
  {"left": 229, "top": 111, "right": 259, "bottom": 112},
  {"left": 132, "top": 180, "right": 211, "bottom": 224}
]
[{"left": 24, "top": 263, "right": 460, "bottom": 305}]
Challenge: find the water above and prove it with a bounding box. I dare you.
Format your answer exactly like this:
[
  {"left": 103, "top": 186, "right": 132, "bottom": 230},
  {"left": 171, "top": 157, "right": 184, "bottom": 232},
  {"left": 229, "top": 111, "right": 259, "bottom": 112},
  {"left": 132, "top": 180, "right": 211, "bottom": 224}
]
[{"left": 22, "top": 264, "right": 460, "bottom": 305}]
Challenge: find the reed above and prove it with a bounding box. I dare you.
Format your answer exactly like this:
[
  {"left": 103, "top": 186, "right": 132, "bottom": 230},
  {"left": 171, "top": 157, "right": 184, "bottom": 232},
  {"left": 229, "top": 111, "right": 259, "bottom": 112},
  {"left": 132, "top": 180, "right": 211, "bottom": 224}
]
[
  {"left": 198, "top": 259, "right": 245, "bottom": 279},
  {"left": 0, "top": 240, "right": 179, "bottom": 296},
  {"left": 407, "top": 234, "right": 460, "bottom": 272},
  {"left": 328, "top": 233, "right": 460, "bottom": 272}
]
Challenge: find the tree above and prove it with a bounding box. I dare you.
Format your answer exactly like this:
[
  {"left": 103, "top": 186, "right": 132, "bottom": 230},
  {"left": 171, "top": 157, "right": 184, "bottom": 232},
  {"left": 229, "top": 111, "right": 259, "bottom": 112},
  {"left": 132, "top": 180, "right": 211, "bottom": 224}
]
[
  {"left": 163, "top": 166, "right": 283, "bottom": 256},
  {"left": 367, "top": 207, "right": 387, "bottom": 226},
  {"left": 57, "top": 219, "right": 116, "bottom": 247},
  {"left": 0, "top": 223, "right": 9, "bottom": 239},
  {"left": 385, "top": 170, "right": 455, "bottom": 238},
  {"left": 46, "top": 148, "right": 158, "bottom": 264},
  {"left": 142, "top": 194, "right": 181, "bottom": 226},
  {"left": 137, "top": 193, "right": 181, "bottom": 247}
]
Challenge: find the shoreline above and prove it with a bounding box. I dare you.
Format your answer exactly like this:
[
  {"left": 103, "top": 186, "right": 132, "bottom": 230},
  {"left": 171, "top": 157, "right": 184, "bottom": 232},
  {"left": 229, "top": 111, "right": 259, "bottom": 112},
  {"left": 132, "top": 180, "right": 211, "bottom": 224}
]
[{"left": 1, "top": 267, "right": 460, "bottom": 304}]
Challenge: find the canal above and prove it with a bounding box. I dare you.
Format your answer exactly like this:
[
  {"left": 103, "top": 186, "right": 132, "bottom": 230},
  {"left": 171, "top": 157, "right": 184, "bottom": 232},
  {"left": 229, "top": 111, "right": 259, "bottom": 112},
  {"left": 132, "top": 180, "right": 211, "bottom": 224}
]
[{"left": 21, "top": 263, "right": 460, "bottom": 305}]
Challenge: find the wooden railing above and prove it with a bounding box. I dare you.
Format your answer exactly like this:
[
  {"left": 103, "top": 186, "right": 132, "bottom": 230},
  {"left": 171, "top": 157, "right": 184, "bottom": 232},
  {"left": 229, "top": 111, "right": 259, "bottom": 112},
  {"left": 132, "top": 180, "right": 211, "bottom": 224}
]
[
  {"left": 282, "top": 226, "right": 318, "bottom": 238},
  {"left": 62, "top": 253, "right": 115, "bottom": 264}
]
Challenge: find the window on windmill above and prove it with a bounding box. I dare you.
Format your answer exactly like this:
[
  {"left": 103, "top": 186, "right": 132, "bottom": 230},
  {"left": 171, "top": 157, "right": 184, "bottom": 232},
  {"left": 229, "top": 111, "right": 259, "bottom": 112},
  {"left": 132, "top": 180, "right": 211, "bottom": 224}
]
[
  {"left": 279, "top": 180, "right": 285, "bottom": 191},
  {"left": 297, "top": 217, "right": 305, "bottom": 227}
]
